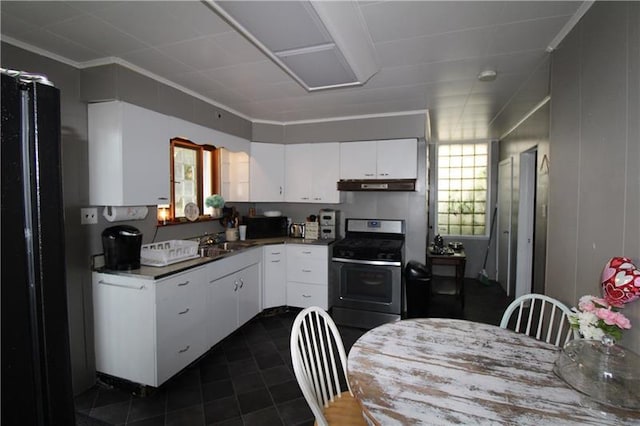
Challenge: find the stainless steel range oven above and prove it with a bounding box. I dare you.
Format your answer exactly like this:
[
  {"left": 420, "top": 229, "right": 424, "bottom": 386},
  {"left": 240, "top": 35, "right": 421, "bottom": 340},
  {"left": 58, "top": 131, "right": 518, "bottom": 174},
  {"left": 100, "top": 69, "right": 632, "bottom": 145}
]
[{"left": 330, "top": 219, "right": 404, "bottom": 329}]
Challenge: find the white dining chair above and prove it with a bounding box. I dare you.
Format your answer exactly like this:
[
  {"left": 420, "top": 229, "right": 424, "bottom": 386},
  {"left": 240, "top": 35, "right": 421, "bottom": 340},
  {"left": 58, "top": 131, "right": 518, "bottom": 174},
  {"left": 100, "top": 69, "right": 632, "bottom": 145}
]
[
  {"left": 290, "top": 306, "right": 367, "bottom": 426},
  {"left": 500, "top": 293, "right": 578, "bottom": 347}
]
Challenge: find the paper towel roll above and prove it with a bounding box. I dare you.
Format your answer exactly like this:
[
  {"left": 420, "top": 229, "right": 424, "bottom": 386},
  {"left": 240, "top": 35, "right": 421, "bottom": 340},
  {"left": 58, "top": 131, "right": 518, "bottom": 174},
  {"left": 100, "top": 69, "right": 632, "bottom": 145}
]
[{"left": 103, "top": 206, "right": 149, "bottom": 222}]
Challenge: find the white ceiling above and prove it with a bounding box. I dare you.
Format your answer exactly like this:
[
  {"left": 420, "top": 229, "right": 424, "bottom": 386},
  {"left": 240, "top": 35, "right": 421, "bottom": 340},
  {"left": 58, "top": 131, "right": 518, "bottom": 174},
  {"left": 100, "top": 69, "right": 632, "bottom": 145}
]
[{"left": 0, "top": 1, "right": 587, "bottom": 140}]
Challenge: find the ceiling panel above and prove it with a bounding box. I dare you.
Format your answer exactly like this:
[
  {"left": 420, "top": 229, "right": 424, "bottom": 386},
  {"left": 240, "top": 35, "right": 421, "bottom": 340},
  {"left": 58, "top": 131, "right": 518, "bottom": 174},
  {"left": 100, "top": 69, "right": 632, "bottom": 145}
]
[
  {"left": 0, "top": 0, "right": 587, "bottom": 140},
  {"left": 121, "top": 48, "right": 196, "bottom": 79},
  {"left": 374, "top": 26, "right": 494, "bottom": 68},
  {"left": 1, "top": 1, "right": 83, "bottom": 28},
  {"left": 90, "top": 2, "right": 201, "bottom": 47},
  {"left": 360, "top": 1, "right": 505, "bottom": 43},
  {"left": 156, "top": 35, "right": 237, "bottom": 71},
  {"left": 46, "top": 15, "right": 147, "bottom": 56},
  {"left": 153, "top": 2, "right": 234, "bottom": 37}
]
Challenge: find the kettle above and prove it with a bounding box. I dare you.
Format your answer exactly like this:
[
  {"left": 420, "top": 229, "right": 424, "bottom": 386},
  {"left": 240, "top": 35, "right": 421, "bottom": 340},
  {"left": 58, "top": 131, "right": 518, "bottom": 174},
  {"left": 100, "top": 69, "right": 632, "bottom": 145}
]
[{"left": 290, "top": 223, "right": 305, "bottom": 238}]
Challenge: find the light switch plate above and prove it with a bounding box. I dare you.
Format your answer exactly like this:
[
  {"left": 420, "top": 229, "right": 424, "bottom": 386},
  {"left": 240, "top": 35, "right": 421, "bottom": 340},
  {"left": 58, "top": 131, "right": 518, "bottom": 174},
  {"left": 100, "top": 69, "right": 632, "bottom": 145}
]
[{"left": 81, "top": 207, "right": 98, "bottom": 225}]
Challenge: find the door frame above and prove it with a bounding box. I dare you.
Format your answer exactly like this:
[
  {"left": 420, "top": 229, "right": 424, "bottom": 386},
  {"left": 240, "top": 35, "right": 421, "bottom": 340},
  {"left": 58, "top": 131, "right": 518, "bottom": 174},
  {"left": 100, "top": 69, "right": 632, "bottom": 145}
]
[
  {"left": 497, "top": 158, "right": 513, "bottom": 296},
  {"left": 515, "top": 148, "right": 537, "bottom": 299}
]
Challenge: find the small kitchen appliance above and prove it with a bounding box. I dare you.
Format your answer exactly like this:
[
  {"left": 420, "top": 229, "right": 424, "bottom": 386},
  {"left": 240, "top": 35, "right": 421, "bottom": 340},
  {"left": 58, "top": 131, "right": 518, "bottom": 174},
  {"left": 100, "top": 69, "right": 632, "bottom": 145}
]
[
  {"left": 330, "top": 218, "right": 405, "bottom": 329},
  {"left": 243, "top": 216, "right": 288, "bottom": 239},
  {"left": 102, "top": 225, "right": 143, "bottom": 270},
  {"left": 319, "top": 209, "right": 339, "bottom": 240},
  {"left": 289, "top": 223, "right": 306, "bottom": 238}
]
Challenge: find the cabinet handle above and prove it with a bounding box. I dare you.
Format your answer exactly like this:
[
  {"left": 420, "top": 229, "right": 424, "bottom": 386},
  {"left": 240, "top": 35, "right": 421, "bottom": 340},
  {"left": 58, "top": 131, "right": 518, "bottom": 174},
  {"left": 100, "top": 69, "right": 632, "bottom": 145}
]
[
  {"left": 365, "top": 173, "right": 375, "bottom": 177},
  {"left": 302, "top": 269, "right": 312, "bottom": 273},
  {"left": 178, "top": 345, "right": 190, "bottom": 353},
  {"left": 279, "top": 186, "right": 282, "bottom": 195},
  {"left": 178, "top": 308, "right": 190, "bottom": 315},
  {"left": 234, "top": 281, "right": 239, "bottom": 291},
  {"left": 177, "top": 280, "right": 189, "bottom": 286},
  {"left": 301, "top": 197, "right": 309, "bottom": 200},
  {"left": 271, "top": 252, "right": 281, "bottom": 255},
  {"left": 379, "top": 173, "right": 389, "bottom": 176},
  {"left": 302, "top": 251, "right": 312, "bottom": 254},
  {"left": 157, "top": 197, "right": 168, "bottom": 201},
  {"left": 98, "top": 280, "right": 145, "bottom": 290},
  {"left": 239, "top": 279, "right": 244, "bottom": 289},
  {"left": 271, "top": 259, "right": 281, "bottom": 263},
  {"left": 313, "top": 197, "right": 321, "bottom": 200},
  {"left": 302, "top": 294, "right": 311, "bottom": 298}
]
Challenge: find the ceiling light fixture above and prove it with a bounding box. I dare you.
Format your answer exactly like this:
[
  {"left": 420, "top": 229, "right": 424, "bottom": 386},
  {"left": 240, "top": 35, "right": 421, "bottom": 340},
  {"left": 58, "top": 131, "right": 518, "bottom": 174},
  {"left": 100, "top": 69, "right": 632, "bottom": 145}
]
[
  {"left": 206, "top": 0, "right": 379, "bottom": 92},
  {"left": 477, "top": 70, "right": 497, "bottom": 82}
]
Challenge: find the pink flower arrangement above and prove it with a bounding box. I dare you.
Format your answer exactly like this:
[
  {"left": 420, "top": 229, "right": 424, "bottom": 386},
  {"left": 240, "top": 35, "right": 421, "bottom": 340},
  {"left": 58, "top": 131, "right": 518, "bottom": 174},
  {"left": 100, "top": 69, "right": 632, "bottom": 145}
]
[{"left": 569, "top": 295, "right": 631, "bottom": 341}]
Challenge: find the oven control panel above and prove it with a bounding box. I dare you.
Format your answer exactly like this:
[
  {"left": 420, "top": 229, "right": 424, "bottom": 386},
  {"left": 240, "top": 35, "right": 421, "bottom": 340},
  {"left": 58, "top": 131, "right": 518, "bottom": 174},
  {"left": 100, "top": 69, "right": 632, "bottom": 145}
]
[{"left": 346, "top": 219, "right": 404, "bottom": 235}]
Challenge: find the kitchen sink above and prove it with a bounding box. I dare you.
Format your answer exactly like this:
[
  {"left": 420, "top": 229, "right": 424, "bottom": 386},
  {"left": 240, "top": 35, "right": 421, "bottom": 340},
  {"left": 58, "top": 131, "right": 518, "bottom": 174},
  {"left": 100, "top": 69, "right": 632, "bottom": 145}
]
[{"left": 199, "top": 240, "right": 257, "bottom": 259}]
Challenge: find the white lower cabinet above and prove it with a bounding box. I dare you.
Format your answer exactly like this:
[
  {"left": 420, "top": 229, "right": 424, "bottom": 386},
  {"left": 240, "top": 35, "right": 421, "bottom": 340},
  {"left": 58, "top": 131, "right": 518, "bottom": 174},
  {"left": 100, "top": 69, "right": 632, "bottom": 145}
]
[
  {"left": 92, "top": 244, "right": 331, "bottom": 387},
  {"left": 92, "top": 267, "right": 207, "bottom": 387},
  {"left": 263, "top": 244, "right": 286, "bottom": 309},
  {"left": 286, "top": 245, "right": 329, "bottom": 310},
  {"left": 207, "top": 248, "right": 261, "bottom": 347}
]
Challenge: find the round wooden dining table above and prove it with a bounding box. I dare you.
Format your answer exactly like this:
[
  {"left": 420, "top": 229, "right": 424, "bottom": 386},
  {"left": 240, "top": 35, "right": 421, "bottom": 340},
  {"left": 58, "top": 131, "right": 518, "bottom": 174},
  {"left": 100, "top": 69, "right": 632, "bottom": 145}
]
[{"left": 347, "top": 318, "right": 640, "bottom": 425}]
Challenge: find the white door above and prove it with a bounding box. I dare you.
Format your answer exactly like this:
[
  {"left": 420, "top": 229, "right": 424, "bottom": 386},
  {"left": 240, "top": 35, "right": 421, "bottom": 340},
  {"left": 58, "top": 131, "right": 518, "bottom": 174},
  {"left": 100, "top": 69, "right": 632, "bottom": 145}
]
[
  {"left": 515, "top": 149, "right": 537, "bottom": 299},
  {"left": 497, "top": 158, "right": 513, "bottom": 296}
]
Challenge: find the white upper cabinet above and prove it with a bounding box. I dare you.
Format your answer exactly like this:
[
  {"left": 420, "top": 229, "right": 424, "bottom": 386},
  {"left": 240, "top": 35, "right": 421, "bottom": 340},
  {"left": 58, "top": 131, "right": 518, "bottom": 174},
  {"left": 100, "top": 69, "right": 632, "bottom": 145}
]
[
  {"left": 285, "top": 143, "right": 340, "bottom": 203},
  {"left": 339, "top": 141, "right": 377, "bottom": 179},
  {"left": 376, "top": 139, "right": 418, "bottom": 178},
  {"left": 340, "top": 138, "right": 417, "bottom": 180},
  {"left": 220, "top": 148, "right": 250, "bottom": 202},
  {"left": 250, "top": 143, "right": 285, "bottom": 202},
  {"left": 88, "top": 101, "right": 171, "bottom": 206}
]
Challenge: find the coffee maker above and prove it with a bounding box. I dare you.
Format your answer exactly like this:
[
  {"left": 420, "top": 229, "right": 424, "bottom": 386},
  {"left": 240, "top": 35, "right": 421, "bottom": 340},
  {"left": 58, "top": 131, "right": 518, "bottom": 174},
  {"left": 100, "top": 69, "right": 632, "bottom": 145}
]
[
  {"left": 318, "top": 209, "right": 339, "bottom": 240},
  {"left": 102, "top": 225, "right": 142, "bottom": 270}
]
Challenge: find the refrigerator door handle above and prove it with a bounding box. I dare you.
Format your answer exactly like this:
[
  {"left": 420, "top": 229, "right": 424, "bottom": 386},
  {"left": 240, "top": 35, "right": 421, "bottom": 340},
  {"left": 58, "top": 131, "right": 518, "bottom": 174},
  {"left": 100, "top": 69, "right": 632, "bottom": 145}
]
[{"left": 98, "top": 280, "right": 145, "bottom": 290}]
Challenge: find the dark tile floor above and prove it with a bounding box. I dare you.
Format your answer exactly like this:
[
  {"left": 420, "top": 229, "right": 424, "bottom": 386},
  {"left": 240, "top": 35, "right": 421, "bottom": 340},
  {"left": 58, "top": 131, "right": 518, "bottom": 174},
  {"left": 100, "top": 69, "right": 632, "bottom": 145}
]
[{"left": 75, "top": 278, "right": 510, "bottom": 426}]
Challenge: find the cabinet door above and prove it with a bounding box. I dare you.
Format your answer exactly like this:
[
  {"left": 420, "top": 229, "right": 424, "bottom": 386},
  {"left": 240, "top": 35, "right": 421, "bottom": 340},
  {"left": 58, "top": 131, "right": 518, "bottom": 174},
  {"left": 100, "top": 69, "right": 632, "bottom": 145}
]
[
  {"left": 376, "top": 139, "right": 417, "bottom": 179},
  {"left": 284, "top": 144, "right": 312, "bottom": 202},
  {"left": 238, "top": 263, "right": 260, "bottom": 326},
  {"left": 122, "top": 103, "right": 171, "bottom": 205},
  {"left": 310, "top": 143, "right": 341, "bottom": 203},
  {"left": 221, "top": 149, "right": 250, "bottom": 202},
  {"left": 339, "top": 141, "right": 376, "bottom": 179},
  {"left": 263, "top": 244, "right": 286, "bottom": 309},
  {"left": 250, "top": 143, "right": 285, "bottom": 202},
  {"left": 89, "top": 101, "right": 171, "bottom": 206},
  {"left": 92, "top": 273, "right": 157, "bottom": 386},
  {"left": 209, "top": 273, "right": 239, "bottom": 347}
]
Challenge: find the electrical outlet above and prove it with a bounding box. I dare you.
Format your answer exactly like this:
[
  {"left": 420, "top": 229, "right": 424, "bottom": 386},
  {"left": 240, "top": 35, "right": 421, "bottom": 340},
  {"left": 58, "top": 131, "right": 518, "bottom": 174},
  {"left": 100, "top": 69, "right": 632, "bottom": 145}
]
[{"left": 81, "top": 207, "right": 98, "bottom": 225}]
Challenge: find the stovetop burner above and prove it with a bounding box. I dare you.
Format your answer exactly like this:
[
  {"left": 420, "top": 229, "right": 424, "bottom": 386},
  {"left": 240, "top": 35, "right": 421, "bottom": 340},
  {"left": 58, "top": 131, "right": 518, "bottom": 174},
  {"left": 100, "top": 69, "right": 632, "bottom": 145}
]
[{"left": 333, "top": 218, "right": 405, "bottom": 262}]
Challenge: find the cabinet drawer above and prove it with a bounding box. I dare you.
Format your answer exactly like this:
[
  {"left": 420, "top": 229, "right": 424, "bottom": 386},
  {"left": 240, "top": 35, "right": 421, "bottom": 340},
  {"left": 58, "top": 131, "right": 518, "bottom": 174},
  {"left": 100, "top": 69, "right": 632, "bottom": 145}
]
[
  {"left": 157, "top": 327, "right": 206, "bottom": 385},
  {"left": 286, "top": 245, "right": 327, "bottom": 260},
  {"left": 287, "top": 259, "right": 328, "bottom": 285},
  {"left": 287, "top": 282, "right": 328, "bottom": 310}
]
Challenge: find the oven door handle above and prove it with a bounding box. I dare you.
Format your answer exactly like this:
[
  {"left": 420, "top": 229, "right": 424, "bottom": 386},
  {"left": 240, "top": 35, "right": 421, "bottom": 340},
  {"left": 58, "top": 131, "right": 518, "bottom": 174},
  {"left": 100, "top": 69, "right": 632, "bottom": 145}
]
[{"left": 332, "top": 257, "right": 401, "bottom": 267}]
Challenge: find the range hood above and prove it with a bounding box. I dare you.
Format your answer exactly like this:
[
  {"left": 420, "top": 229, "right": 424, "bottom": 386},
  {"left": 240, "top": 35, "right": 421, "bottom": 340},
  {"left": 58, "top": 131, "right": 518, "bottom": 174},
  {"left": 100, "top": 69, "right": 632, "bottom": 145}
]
[{"left": 337, "top": 179, "right": 416, "bottom": 192}]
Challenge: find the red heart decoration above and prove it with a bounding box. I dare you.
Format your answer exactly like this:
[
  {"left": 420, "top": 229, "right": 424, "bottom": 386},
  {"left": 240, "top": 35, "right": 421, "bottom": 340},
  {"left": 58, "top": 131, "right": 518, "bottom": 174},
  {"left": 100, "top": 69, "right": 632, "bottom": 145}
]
[{"left": 601, "top": 257, "right": 640, "bottom": 305}]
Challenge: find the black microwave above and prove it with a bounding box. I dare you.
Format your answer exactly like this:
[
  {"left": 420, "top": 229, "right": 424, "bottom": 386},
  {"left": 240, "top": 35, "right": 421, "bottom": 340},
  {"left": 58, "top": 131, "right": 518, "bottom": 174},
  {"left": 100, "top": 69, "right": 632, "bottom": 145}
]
[{"left": 243, "top": 216, "right": 288, "bottom": 239}]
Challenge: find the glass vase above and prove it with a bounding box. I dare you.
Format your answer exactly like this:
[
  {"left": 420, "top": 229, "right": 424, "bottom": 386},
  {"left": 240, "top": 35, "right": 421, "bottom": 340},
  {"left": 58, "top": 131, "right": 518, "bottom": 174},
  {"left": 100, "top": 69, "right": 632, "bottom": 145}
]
[{"left": 554, "top": 335, "right": 640, "bottom": 409}]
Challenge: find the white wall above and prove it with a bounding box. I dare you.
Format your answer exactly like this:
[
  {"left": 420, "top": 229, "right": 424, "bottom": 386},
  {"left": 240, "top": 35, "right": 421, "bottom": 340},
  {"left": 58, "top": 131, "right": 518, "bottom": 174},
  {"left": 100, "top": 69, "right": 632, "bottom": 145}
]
[{"left": 547, "top": 1, "right": 640, "bottom": 352}]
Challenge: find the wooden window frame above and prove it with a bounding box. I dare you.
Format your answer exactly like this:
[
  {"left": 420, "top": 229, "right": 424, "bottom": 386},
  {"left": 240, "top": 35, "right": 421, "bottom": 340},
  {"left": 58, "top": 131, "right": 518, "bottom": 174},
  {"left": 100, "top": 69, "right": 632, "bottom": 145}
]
[{"left": 169, "top": 138, "right": 219, "bottom": 222}]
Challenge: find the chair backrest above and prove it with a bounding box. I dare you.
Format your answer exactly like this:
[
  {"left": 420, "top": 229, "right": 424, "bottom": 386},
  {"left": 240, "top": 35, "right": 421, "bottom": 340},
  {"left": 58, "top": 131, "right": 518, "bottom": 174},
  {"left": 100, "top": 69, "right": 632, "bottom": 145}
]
[
  {"left": 290, "top": 307, "right": 351, "bottom": 426},
  {"left": 500, "top": 293, "right": 578, "bottom": 347}
]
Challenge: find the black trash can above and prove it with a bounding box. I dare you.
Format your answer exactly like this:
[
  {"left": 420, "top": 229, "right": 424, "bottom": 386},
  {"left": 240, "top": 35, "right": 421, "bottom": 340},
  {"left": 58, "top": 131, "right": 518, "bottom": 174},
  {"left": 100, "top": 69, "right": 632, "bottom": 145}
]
[{"left": 405, "top": 260, "right": 432, "bottom": 318}]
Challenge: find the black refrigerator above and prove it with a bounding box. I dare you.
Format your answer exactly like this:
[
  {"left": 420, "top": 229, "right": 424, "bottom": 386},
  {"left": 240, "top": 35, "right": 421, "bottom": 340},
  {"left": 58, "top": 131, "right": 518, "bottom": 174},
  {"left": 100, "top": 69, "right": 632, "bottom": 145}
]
[{"left": 1, "top": 71, "right": 75, "bottom": 424}]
